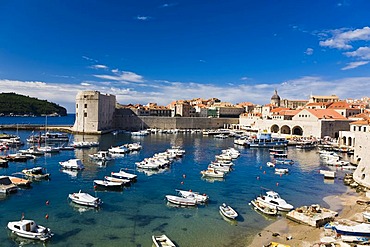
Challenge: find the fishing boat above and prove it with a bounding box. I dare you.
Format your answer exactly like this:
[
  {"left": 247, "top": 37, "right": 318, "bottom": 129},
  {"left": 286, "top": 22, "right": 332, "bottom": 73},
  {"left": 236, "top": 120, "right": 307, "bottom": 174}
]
[
  {"left": 257, "top": 191, "right": 294, "bottom": 212},
  {"left": 68, "top": 191, "right": 102, "bottom": 208},
  {"left": 165, "top": 195, "right": 197, "bottom": 206},
  {"left": 219, "top": 203, "right": 238, "bottom": 219},
  {"left": 7, "top": 219, "right": 53, "bottom": 241},
  {"left": 89, "top": 151, "right": 113, "bottom": 161},
  {"left": 93, "top": 179, "right": 123, "bottom": 189},
  {"left": 111, "top": 168, "right": 137, "bottom": 181},
  {"left": 0, "top": 176, "right": 18, "bottom": 194},
  {"left": 274, "top": 168, "right": 289, "bottom": 174},
  {"left": 200, "top": 167, "right": 225, "bottom": 178},
  {"left": 176, "top": 189, "right": 209, "bottom": 203},
  {"left": 104, "top": 176, "right": 131, "bottom": 186},
  {"left": 8, "top": 176, "right": 32, "bottom": 187},
  {"left": 250, "top": 198, "right": 278, "bottom": 216},
  {"left": 59, "top": 158, "right": 85, "bottom": 170},
  {"left": 327, "top": 221, "right": 370, "bottom": 237},
  {"left": 22, "top": 167, "right": 50, "bottom": 180},
  {"left": 152, "top": 234, "right": 176, "bottom": 247}
]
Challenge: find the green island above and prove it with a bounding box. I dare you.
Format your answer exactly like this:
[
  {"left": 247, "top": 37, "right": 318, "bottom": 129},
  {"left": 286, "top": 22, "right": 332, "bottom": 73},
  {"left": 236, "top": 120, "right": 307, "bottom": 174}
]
[{"left": 0, "top": 92, "right": 67, "bottom": 117}]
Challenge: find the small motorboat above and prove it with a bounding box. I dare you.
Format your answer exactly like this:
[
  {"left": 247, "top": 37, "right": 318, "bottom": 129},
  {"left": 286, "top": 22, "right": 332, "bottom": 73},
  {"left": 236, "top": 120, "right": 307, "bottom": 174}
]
[
  {"left": 266, "top": 162, "right": 275, "bottom": 167},
  {"left": 219, "top": 203, "right": 238, "bottom": 219},
  {"left": 93, "top": 179, "right": 123, "bottom": 189},
  {"left": 0, "top": 176, "right": 18, "bottom": 194},
  {"left": 7, "top": 219, "right": 53, "bottom": 241},
  {"left": 22, "top": 167, "right": 50, "bottom": 180},
  {"left": 176, "top": 189, "right": 209, "bottom": 203},
  {"left": 165, "top": 195, "right": 197, "bottom": 206},
  {"left": 108, "top": 145, "right": 129, "bottom": 154},
  {"left": 68, "top": 191, "right": 102, "bottom": 208},
  {"left": 257, "top": 191, "right": 294, "bottom": 212},
  {"left": 104, "top": 176, "right": 131, "bottom": 185},
  {"left": 152, "top": 234, "right": 176, "bottom": 247},
  {"left": 274, "top": 168, "right": 289, "bottom": 175},
  {"left": 200, "top": 168, "right": 225, "bottom": 178},
  {"left": 89, "top": 151, "right": 113, "bottom": 161},
  {"left": 59, "top": 158, "right": 85, "bottom": 170},
  {"left": 250, "top": 198, "right": 278, "bottom": 216},
  {"left": 111, "top": 169, "right": 137, "bottom": 181},
  {"left": 8, "top": 176, "right": 32, "bottom": 187}
]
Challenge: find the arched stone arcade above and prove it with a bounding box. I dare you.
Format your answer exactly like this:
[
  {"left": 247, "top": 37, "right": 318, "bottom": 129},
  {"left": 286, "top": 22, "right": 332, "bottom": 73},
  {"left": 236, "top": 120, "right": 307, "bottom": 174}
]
[
  {"left": 280, "top": 125, "right": 291, "bottom": 135},
  {"left": 292, "top": 126, "right": 303, "bottom": 136},
  {"left": 271, "top": 124, "right": 279, "bottom": 133}
]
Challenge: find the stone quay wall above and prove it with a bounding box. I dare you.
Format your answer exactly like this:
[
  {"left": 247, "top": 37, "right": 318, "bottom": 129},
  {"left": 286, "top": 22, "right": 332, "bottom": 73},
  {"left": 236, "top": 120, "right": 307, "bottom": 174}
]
[{"left": 113, "top": 115, "right": 239, "bottom": 131}]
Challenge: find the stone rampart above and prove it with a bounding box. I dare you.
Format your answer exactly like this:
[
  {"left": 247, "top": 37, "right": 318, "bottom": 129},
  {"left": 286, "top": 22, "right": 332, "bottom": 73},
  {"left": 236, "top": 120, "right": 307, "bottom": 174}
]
[{"left": 113, "top": 115, "right": 239, "bottom": 130}]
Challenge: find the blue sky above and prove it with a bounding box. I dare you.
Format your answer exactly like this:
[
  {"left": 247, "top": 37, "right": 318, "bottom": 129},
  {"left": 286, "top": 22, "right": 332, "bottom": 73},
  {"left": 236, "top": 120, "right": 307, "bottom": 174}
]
[{"left": 1, "top": 0, "right": 370, "bottom": 113}]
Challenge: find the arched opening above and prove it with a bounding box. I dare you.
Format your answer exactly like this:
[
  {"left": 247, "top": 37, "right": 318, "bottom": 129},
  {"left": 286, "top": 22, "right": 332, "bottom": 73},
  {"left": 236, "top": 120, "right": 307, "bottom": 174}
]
[
  {"left": 353, "top": 138, "right": 355, "bottom": 147},
  {"left": 334, "top": 132, "right": 339, "bottom": 139},
  {"left": 292, "top": 126, "right": 303, "bottom": 136},
  {"left": 271, "top": 124, "right": 279, "bottom": 133},
  {"left": 280, "top": 125, "right": 291, "bottom": 135},
  {"left": 342, "top": 136, "right": 347, "bottom": 146},
  {"left": 348, "top": 137, "right": 352, "bottom": 146}
]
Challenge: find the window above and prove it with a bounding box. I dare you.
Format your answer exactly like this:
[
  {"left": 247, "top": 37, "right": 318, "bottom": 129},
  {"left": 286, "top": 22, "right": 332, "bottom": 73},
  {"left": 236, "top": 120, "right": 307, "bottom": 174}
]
[
  {"left": 84, "top": 112, "right": 87, "bottom": 117},
  {"left": 84, "top": 104, "right": 87, "bottom": 108},
  {"left": 76, "top": 104, "right": 78, "bottom": 108}
]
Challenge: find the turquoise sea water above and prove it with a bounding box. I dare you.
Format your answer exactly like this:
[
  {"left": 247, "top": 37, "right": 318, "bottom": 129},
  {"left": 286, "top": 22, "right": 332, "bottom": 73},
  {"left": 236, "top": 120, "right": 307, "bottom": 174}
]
[{"left": 0, "top": 116, "right": 348, "bottom": 247}]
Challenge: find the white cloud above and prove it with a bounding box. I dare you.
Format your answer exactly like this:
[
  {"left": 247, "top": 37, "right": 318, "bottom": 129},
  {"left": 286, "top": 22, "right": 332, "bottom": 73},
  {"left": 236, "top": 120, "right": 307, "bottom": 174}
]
[
  {"left": 94, "top": 70, "right": 144, "bottom": 83},
  {"left": 319, "top": 26, "right": 370, "bottom": 50},
  {"left": 82, "top": 56, "right": 98, "bottom": 62},
  {"left": 304, "top": 48, "right": 314, "bottom": 55},
  {"left": 136, "top": 16, "right": 150, "bottom": 21},
  {"left": 2, "top": 75, "right": 370, "bottom": 113},
  {"left": 240, "top": 77, "right": 249, "bottom": 81},
  {"left": 90, "top": 64, "right": 108, "bottom": 70},
  {"left": 344, "top": 46, "right": 370, "bottom": 60},
  {"left": 341, "top": 61, "right": 369, "bottom": 70}
]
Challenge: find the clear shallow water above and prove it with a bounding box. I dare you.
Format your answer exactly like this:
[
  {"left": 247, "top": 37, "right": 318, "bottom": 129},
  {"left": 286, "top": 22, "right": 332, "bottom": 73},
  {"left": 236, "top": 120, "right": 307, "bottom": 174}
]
[{"left": 0, "top": 117, "right": 348, "bottom": 247}]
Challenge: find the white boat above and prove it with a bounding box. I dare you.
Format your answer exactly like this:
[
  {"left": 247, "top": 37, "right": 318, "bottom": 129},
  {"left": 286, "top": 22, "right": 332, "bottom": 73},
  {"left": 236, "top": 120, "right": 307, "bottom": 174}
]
[
  {"left": 125, "top": 142, "right": 142, "bottom": 151},
  {"left": 104, "top": 176, "right": 131, "bottom": 185},
  {"left": 219, "top": 203, "right": 238, "bottom": 219},
  {"left": 257, "top": 191, "right": 294, "bottom": 212},
  {"left": 200, "top": 168, "right": 225, "bottom": 178},
  {"left": 93, "top": 179, "right": 123, "bottom": 189},
  {"left": 19, "top": 146, "right": 45, "bottom": 156},
  {"left": 275, "top": 159, "right": 294, "bottom": 165},
  {"left": 0, "top": 176, "right": 18, "bottom": 194},
  {"left": 340, "top": 235, "right": 369, "bottom": 243},
  {"left": 165, "top": 195, "right": 197, "bottom": 206},
  {"left": 320, "top": 169, "right": 336, "bottom": 179},
  {"left": 328, "top": 222, "right": 370, "bottom": 237},
  {"left": 38, "top": 146, "right": 60, "bottom": 153},
  {"left": 22, "top": 167, "right": 50, "bottom": 180},
  {"left": 152, "top": 234, "right": 176, "bottom": 247},
  {"left": 108, "top": 145, "right": 129, "bottom": 154},
  {"left": 208, "top": 163, "right": 231, "bottom": 173},
  {"left": 274, "top": 168, "right": 289, "bottom": 174},
  {"left": 59, "top": 159, "right": 84, "bottom": 170},
  {"left": 234, "top": 138, "right": 248, "bottom": 146},
  {"left": 68, "top": 191, "right": 102, "bottom": 208},
  {"left": 363, "top": 212, "right": 370, "bottom": 222},
  {"left": 250, "top": 198, "right": 278, "bottom": 216},
  {"left": 89, "top": 151, "right": 113, "bottom": 161},
  {"left": 266, "top": 162, "right": 275, "bottom": 167},
  {"left": 72, "top": 141, "right": 99, "bottom": 148},
  {"left": 215, "top": 154, "right": 233, "bottom": 161},
  {"left": 111, "top": 168, "right": 137, "bottom": 180},
  {"left": 176, "top": 189, "right": 209, "bottom": 203},
  {"left": 7, "top": 219, "right": 53, "bottom": 241}
]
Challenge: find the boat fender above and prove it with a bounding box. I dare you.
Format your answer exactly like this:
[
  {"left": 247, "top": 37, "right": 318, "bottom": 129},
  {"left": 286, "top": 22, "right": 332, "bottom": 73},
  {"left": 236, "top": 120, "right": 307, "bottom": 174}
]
[
  {"left": 276, "top": 182, "right": 279, "bottom": 186},
  {"left": 46, "top": 200, "right": 49, "bottom": 205},
  {"left": 45, "top": 214, "right": 49, "bottom": 220}
]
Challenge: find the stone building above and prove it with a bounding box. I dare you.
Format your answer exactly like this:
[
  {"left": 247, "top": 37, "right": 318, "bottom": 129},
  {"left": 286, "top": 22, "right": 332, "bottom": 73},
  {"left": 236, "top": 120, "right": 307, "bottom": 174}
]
[
  {"left": 73, "top": 91, "right": 116, "bottom": 133},
  {"left": 270, "top": 89, "right": 280, "bottom": 107}
]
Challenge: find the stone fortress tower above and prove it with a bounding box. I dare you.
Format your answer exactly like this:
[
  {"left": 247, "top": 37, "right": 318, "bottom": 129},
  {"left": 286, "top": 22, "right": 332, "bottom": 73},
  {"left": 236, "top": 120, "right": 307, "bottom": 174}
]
[
  {"left": 270, "top": 89, "right": 281, "bottom": 107},
  {"left": 73, "top": 91, "right": 116, "bottom": 133}
]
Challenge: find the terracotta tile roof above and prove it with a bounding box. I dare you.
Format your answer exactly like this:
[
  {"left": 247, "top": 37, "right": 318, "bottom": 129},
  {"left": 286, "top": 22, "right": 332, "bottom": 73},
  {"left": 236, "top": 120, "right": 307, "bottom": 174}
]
[
  {"left": 327, "top": 101, "right": 350, "bottom": 109},
  {"left": 350, "top": 118, "right": 370, "bottom": 125},
  {"left": 271, "top": 107, "right": 290, "bottom": 113},
  {"left": 278, "top": 110, "right": 300, "bottom": 116},
  {"left": 304, "top": 109, "right": 347, "bottom": 119}
]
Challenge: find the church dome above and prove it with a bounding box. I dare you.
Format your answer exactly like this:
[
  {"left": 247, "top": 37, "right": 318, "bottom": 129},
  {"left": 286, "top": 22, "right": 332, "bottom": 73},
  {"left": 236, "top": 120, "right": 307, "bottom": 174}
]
[{"left": 271, "top": 90, "right": 280, "bottom": 100}]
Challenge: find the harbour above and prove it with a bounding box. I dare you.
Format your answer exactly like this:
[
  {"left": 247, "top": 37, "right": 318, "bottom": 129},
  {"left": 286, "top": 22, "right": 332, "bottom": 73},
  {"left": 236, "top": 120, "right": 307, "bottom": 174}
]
[{"left": 0, "top": 116, "right": 350, "bottom": 246}]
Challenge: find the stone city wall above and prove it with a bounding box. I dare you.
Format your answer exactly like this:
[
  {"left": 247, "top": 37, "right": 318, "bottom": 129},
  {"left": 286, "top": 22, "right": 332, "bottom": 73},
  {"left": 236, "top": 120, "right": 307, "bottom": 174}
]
[
  {"left": 113, "top": 115, "right": 239, "bottom": 131},
  {"left": 353, "top": 132, "right": 370, "bottom": 188}
]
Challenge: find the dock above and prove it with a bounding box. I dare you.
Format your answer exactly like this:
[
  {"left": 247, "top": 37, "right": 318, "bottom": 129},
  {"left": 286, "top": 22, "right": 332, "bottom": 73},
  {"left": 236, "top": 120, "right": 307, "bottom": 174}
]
[{"left": 286, "top": 204, "right": 338, "bottom": 227}]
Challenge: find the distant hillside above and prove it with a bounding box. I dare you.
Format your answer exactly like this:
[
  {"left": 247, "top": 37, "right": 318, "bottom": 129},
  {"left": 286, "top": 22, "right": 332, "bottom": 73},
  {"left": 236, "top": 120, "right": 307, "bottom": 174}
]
[{"left": 0, "top": 93, "right": 67, "bottom": 116}]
